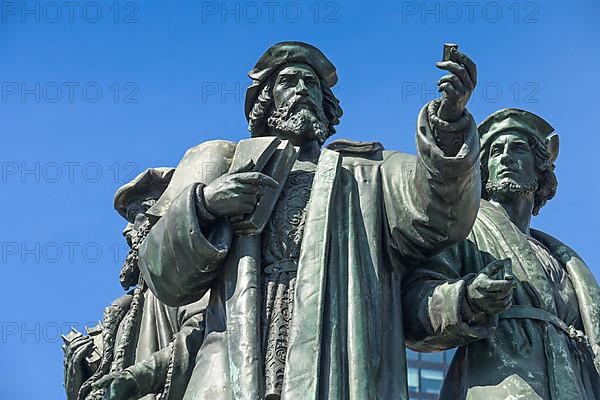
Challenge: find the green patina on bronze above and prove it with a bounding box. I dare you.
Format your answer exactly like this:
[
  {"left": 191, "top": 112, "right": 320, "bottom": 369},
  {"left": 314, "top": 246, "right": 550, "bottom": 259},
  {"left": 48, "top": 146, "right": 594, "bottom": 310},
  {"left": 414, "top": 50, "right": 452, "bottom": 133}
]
[
  {"left": 63, "top": 168, "right": 207, "bottom": 400},
  {"left": 138, "top": 42, "right": 481, "bottom": 400},
  {"left": 65, "top": 41, "right": 484, "bottom": 400},
  {"left": 403, "top": 109, "right": 600, "bottom": 400}
]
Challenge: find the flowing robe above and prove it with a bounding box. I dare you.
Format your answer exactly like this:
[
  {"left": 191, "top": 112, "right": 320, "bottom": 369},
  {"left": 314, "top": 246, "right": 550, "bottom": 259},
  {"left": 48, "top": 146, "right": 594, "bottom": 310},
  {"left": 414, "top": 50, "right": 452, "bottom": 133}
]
[
  {"left": 77, "top": 220, "right": 206, "bottom": 400},
  {"left": 138, "top": 103, "right": 481, "bottom": 400},
  {"left": 79, "top": 286, "right": 207, "bottom": 400},
  {"left": 403, "top": 200, "right": 600, "bottom": 400},
  {"left": 119, "top": 289, "right": 207, "bottom": 400}
]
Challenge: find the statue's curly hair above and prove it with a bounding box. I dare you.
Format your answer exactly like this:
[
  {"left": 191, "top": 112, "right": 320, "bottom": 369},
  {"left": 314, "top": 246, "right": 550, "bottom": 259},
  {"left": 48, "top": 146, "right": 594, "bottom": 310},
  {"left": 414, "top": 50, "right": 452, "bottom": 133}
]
[
  {"left": 247, "top": 76, "right": 343, "bottom": 144},
  {"left": 480, "top": 134, "right": 558, "bottom": 216}
]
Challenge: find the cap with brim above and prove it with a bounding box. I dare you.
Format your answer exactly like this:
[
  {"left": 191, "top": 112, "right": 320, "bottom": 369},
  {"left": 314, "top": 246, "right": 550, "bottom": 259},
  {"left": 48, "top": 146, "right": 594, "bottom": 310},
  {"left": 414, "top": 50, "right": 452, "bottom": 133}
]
[
  {"left": 113, "top": 167, "right": 175, "bottom": 220},
  {"left": 245, "top": 41, "right": 338, "bottom": 121},
  {"left": 478, "top": 108, "right": 559, "bottom": 163}
]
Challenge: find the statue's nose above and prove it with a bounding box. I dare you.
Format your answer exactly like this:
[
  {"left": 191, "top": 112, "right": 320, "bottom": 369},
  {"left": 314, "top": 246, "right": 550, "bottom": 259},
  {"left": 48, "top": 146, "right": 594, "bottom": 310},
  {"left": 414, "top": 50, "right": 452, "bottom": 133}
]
[
  {"left": 122, "top": 223, "right": 133, "bottom": 237},
  {"left": 295, "top": 79, "right": 308, "bottom": 95},
  {"left": 499, "top": 152, "right": 514, "bottom": 165},
  {"left": 133, "top": 213, "right": 148, "bottom": 230}
]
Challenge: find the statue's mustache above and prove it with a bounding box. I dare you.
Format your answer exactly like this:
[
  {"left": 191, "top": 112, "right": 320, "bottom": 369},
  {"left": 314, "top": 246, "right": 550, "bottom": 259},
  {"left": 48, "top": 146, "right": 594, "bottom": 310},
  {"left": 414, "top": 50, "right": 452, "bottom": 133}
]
[{"left": 282, "top": 96, "right": 318, "bottom": 119}]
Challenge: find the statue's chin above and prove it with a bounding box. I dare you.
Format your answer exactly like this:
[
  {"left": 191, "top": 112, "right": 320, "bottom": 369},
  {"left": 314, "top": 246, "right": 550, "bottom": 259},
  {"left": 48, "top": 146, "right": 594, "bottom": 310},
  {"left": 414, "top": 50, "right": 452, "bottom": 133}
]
[
  {"left": 268, "top": 109, "right": 328, "bottom": 144},
  {"left": 486, "top": 177, "right": 538, "bottom": 198}
]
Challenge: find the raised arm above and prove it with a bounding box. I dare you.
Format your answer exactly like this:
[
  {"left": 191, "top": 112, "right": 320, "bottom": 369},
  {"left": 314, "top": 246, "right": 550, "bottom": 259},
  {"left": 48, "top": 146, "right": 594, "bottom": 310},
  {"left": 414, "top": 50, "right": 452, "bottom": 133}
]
[{"left": 382, "top": 49, "right": 481, "bottom": 267}]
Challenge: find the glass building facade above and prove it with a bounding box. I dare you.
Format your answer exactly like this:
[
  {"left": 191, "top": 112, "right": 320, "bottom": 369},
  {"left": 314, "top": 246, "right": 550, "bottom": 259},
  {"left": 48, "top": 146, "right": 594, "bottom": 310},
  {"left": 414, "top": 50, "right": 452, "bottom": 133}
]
[{"left": 407, "top": 349, "right": 455, "bottom": 400}]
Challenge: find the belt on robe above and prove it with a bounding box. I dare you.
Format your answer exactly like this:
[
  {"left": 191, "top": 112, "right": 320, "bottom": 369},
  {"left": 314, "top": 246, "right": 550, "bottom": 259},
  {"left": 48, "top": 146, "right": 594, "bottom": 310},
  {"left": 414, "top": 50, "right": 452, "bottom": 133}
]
[
  {"left": 263, "top": 259, "right": 298, "bottom": 274},
  {"left": 500, "top": 305, "right": 591, "bottom": 347}
]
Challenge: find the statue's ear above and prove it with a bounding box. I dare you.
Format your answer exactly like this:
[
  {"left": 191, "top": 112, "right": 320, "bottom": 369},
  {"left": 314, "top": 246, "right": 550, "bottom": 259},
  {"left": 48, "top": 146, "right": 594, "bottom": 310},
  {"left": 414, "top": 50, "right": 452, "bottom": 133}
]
[{"left": 546, "top": 133, "right": 559, "bottom": 164}]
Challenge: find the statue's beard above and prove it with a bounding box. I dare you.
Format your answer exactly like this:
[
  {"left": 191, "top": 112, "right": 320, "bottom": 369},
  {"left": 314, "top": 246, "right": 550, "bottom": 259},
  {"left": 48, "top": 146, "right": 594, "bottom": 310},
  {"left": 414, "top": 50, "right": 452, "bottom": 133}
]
[
  {"left": 267, "top": 101, "right": 329, "bottom": 143},
  {"left": 119, "top": 235, "right": 140, "bottom": 290},
  {"left": 486, "top": 177, "right": 538, "bottom": 200},
  {"left": 119, "top": 219, "right": 152, "bottom": 290}
]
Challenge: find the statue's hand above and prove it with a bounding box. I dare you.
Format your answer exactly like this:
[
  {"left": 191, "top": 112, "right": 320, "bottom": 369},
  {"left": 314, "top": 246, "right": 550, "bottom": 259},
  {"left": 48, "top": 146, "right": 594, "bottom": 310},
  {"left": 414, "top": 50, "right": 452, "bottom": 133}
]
[
  {"left": 93, "top": 371, "right": 138, "bottom": 400},
  {"left": 202, "top": 169, "right": 278, "bottom": 219},
  {"left": 63, "top": 336, "right": 95, "bottom": 400},
  {"left": 467, "top": 259, "right": 516, "bottom": 315},
  {"left": 435, "top": 50, "right": 477, "bottom": 122}
]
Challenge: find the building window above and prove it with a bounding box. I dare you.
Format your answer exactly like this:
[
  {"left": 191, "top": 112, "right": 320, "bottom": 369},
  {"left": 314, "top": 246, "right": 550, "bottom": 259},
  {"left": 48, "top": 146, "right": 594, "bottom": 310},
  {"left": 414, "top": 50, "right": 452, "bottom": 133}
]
[
  {"left": 407, "top": 349, "right": 420, "bottom": 360},
  {"left": 407, "top": 348, "right": 455, "bottom": 399},
  {"left": 408, "top": 367, "right": 419, "bottom": 392},
  {"left": 444, "top": 348, "right": 456, "bottom": 363},
  {"left": 420, "top": 368, "right": 444, "bottom": 395},
  {"left": 420, "top": 352, "right": 444, "bottom": 363}
]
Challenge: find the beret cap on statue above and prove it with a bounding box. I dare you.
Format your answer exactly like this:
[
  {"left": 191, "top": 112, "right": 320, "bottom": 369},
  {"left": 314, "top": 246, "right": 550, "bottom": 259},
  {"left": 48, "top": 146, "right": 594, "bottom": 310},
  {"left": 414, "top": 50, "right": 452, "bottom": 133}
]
[
  {"left": 245, "top": 41, "right": 338, "bottom": 120},
  {"left": 478, "top": 108, "right": 559, "bottom": 164},
  {"left": 113, "top": 167, "right": 175, "bottom": 219}
]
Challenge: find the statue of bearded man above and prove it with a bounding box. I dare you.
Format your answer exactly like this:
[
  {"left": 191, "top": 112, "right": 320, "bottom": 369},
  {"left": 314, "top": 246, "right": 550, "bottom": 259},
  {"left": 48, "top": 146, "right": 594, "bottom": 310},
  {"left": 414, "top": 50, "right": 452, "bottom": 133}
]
[
  {"left": 138, "top": 41, "right": 482, "bottom": 400},
  {"left": 403, "top": 109, "right": 600, "bottom": 400},
  {"left": 64, "top": 168, "right": 207, "bottom": 400}
]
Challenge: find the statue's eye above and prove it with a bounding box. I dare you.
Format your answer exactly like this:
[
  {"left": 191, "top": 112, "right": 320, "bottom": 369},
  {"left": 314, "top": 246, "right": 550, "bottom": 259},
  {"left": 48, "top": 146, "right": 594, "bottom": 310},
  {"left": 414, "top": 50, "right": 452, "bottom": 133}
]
[
  {"left": 127, "top": 207, "right": 142, "bottom": 222},
  {"left": 514, "top": 144, "right": 528, "bottom": 152}
]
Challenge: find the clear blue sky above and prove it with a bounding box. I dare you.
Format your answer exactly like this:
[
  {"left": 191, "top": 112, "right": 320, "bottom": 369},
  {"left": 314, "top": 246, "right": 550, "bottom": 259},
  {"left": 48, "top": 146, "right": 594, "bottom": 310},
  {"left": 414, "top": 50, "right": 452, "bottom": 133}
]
[{"left": 0, "top": 0, "right": 598, "bottom": 398}]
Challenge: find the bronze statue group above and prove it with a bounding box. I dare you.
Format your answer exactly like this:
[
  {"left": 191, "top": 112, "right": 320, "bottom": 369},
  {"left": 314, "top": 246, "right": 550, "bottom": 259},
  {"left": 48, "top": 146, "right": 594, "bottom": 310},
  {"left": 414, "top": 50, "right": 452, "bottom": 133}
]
[{"left": 63, "top": 42, "right": 600, "bottom": 400}]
